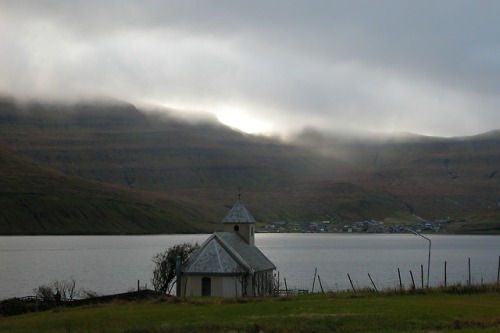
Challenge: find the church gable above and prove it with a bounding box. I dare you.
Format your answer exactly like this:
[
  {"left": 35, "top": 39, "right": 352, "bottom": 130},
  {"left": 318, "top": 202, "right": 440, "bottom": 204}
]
[
  {"left": 182, "top": 234, "right": 246, "bottom": 275},
  {"left": 183, "top": 232, "right": 275, "bottom": 276}
]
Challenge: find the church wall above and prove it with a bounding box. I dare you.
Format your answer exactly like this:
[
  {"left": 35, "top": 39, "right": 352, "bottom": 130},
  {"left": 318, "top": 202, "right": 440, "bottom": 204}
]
[
  {"left": 221, "top": 276, "right": 243, "bottom": 297},
  {"left": 181, "top": 276, "right": 201, "bottom": 297},
  {"left": 182, "top": 275, "right": 244, "bottom": 297},
  {"left": 222, "top": 223, "right": 255, "bottom": 245},
  {"left": 182, "top": 271, "right": 275, "bottom": 297}
]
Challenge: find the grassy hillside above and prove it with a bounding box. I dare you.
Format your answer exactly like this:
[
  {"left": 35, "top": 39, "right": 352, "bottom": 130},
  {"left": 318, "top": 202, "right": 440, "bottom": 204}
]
[
  {"left": 1, "top": 97, "right": 499, "bottom": 233},
  {"left": 294, "top": 128, "right": 500, "bottom": 225},
  {"left": 0, "top": 144, "right": 216, "bottom": 234}
]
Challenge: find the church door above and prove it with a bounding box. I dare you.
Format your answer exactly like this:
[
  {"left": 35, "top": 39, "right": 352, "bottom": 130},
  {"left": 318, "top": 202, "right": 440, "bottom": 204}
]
[{"left": 201, "top": 277, "right": 211, "bottom": 296}]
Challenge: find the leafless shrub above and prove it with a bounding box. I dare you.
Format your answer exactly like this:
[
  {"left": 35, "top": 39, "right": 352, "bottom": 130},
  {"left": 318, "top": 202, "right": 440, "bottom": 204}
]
[
  {"left": 33, "top": 284, "right": 54, "bottom": 302},
  {"left": 33, "top": 277, "right": 77, "bottom": 302},
  {"left": 151, "top": 242, "right": 199, "bottom": 294},
  {"left": 78, "top": 288, "right": 99, "bottom": 299}
]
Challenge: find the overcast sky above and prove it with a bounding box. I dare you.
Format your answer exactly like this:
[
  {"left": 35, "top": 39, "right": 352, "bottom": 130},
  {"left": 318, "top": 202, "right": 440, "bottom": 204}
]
[{"left": 1, "top": 1, "right": 499, "bottom": 136}]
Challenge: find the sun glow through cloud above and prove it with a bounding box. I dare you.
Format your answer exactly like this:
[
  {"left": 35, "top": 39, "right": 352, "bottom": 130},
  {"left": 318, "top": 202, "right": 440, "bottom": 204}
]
[{"left": 216, "top": 109, "right": 272, "bottom": 134}]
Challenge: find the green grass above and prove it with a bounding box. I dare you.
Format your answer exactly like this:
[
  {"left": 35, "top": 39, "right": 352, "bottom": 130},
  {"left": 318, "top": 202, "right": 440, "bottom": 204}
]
[
  {"left": 2, "top": 288, "right": 500, "bottom": 333},
  {"left": 383, "top": 211, "right": 424, "bottom": 225},
  {"left": 462, "top": 211, "right": 500, "bottom": 234}
]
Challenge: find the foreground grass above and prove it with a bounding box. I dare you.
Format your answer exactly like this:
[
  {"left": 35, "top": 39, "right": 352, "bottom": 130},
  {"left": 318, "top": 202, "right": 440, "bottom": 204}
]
[{"left": 1, "top": 287, "right": 500, "bottom": 333}]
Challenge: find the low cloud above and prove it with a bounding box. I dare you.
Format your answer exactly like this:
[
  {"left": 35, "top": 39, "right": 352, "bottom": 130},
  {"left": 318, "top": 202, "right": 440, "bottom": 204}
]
[{"left": 1, "top": 1, "right": 499, "bottom": 137}]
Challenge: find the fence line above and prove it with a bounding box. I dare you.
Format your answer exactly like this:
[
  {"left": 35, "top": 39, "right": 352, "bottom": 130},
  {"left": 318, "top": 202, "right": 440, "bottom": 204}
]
[{"left": 275, "top": 256, "right": 500, "bottom": 294}]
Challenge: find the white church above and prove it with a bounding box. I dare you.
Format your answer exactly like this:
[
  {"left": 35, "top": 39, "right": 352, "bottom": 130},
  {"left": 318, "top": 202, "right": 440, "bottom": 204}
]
[{"left": 179, "top": 200, "right": 276, "bottom": 297}]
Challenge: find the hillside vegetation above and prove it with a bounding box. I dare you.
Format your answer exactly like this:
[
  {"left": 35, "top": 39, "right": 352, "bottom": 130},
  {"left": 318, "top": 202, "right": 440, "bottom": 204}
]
[
  {"left": 0, "top": 96, "right": 499, "bottom": 234},
  {"left": 0, "top": 144, "right": 214, "bottom": 234}
]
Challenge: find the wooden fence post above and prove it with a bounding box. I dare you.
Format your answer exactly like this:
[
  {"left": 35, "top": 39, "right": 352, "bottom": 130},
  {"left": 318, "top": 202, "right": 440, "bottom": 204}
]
[
  {"left": 468, "top": 257, "right": 471, "bottom": 286},
  {"left": 311, "top": 268, "right": 317, "bottom": 293},
  {"left": 410, "top": 270, "right": 416, "bottom": 290},
  {"left": 398, "top": 268, "right": 403, "bottom": 290},
  {"left": 368, "top": 273, "right": 378, "bottom": 292},
  {"left": 317, "top": 275, "right": 325, "bottom": 293},
  {"left": 444, "top": 261, "right": 447, "bottom": 287},
  {"left": 497, "top": 256, "right": 499, "bottom": 283},
  {"left": 347, "top": 274, "right": 356, "bottom": 292},
  {"left": 421, "top": 265, "right": 424, "bottom": 289}
]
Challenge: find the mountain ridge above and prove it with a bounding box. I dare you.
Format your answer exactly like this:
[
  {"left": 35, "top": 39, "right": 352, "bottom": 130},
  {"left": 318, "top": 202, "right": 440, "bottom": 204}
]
[{"left": 1, "top": 96, "right": 499, "bottom": 234}]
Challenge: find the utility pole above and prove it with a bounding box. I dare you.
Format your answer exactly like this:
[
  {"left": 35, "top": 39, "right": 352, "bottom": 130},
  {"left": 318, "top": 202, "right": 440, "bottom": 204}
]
[{"left": 407, "top": 229, "right": 431, "bottom": 288}]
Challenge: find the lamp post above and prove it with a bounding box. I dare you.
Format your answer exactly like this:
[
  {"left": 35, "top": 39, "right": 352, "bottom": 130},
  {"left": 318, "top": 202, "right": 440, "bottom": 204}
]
[{"left": 408, "top": 229, "right": 431, "bottom": 288}]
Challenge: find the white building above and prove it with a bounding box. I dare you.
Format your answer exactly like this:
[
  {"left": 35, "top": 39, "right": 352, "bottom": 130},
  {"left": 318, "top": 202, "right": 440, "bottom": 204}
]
[{"left": 180, "top": 201, "right": 276, "bottom": 297}]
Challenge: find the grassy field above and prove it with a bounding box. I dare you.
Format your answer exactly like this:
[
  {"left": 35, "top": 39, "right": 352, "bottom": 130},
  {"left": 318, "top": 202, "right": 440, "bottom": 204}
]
[{"left": 1, "top": 287, "right": 500, "bottom": 333}]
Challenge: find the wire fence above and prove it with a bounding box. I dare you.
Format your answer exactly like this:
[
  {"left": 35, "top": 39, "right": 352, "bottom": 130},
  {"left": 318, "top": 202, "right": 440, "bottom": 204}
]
[{"left": 276, "top": 256, "right": 500, "bottom": 294}]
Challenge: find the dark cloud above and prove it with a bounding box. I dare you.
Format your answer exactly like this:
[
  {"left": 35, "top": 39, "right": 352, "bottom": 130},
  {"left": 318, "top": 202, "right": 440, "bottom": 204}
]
[{"left": 1, "top": 0, "right": 499, "bottom": 136}]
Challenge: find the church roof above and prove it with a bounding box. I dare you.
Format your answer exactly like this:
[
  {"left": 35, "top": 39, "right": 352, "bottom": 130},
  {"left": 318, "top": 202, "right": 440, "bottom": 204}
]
[
  {"left": 221, "top": 201, "right": 256, "bottom": 224},
  {"left": 182, "top": 232, "right": 276, "bottom": 275}
]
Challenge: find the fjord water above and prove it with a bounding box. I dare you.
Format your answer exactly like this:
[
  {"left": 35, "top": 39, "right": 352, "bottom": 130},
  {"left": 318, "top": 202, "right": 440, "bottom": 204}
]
[{"left": 1, "top": 234, "right": 499, "bottom": 299}]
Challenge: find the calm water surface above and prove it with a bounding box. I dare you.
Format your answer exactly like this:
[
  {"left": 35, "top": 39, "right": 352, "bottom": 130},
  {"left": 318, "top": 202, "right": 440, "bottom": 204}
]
[{"left": 0, "top": 234, "right": 499, "bottom": 299}]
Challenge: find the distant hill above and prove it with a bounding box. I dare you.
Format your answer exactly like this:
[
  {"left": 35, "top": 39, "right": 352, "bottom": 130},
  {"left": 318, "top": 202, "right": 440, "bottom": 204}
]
[
  {"left": 0, "top": 96, "right": 499, "bottom": 234},
  {"left": 292, "top": 128, "right": 500, "bottom": 232},
  {"left": 0, "top": 143, "right": 216, "bottom": 234}
]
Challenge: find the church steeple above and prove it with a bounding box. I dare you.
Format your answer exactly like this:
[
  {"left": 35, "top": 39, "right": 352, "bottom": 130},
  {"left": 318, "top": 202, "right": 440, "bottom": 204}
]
[{"left": 222, "top": 200, "right": 256, "bottom": 245}]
